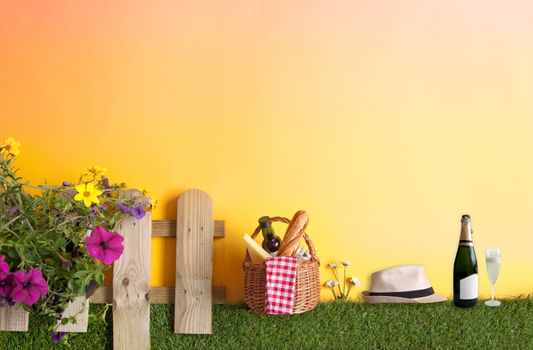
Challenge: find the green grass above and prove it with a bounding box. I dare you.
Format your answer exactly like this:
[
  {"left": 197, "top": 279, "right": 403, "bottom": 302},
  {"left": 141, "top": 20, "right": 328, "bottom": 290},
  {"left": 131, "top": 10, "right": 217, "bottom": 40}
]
[{"left": 1, "top": 300, "right": 532, "bottom": 349}]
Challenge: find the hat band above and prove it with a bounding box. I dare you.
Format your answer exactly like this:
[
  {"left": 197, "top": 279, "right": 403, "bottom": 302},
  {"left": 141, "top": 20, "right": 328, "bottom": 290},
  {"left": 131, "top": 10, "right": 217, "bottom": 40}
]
[{"left": 369, "top": 286, "right": 435, "bottom": 299}]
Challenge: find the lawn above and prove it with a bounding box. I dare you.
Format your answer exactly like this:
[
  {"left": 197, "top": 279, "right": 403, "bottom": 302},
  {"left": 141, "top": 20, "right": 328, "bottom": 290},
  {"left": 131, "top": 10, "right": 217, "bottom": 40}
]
[{"left": 1, "top": 299, "right": 532, "bottom": 349}]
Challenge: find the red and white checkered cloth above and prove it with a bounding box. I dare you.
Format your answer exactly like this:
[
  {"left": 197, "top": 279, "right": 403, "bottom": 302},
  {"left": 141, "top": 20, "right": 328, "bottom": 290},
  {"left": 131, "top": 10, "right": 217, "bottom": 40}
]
[{"left": 264, "top": 256, "right": 298, "bottom": 315}]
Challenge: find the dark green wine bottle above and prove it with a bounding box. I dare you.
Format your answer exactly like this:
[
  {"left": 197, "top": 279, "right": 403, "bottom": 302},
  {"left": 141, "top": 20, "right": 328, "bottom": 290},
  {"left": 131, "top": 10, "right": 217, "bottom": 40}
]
[
  {"left": 453, "top": 215, "right": 478, "bottom": 308},
  {"left": 258, "top": 216, "right": 281, "bottom": 254}
]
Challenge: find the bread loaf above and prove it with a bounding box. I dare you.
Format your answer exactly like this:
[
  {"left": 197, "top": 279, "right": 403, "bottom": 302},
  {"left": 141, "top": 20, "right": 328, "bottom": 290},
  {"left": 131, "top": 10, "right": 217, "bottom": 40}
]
[{"left": 277, "top": 210, "right": 309, "bottom": 257}]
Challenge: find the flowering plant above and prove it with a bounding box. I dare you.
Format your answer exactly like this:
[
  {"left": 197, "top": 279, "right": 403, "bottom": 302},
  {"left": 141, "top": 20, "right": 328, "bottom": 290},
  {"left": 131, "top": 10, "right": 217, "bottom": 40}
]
[
  {"left": 325, "top": 261, "right": 361, "bottom": 300},
  {"left": 0, "top": 137, "right": 151, "bottom": 342}
]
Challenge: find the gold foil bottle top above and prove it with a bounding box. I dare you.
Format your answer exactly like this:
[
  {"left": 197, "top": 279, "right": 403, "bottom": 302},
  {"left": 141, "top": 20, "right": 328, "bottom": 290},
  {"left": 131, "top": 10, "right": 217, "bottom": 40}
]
[{"left": 460, "top": 214, "right": 473, "bottom": 245}]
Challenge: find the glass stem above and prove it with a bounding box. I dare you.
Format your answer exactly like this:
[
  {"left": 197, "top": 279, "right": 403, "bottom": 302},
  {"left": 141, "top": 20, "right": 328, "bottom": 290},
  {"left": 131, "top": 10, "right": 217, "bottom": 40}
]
[{"left": 491, "top": 283, "right": 495, "bottom": 301}]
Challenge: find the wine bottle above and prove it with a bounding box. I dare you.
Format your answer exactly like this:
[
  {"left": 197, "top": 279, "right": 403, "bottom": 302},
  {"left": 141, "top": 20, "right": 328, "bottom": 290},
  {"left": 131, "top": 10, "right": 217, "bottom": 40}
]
[
  {"left": 258, "top": 216, "right": 281, "bottom": 255},
  {"left": 453, "top": 214, "right": 478, "bottom": 308}
]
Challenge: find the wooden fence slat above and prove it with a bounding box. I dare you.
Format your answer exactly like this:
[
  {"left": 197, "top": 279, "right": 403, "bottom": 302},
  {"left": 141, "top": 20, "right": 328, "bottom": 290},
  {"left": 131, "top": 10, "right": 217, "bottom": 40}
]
[
  {"left": 0, "top": 304, "right": 29, "bottom": 331},
  {"left": 56, "top": 297, "right": 89, "bottom": 333},
  {"left": 174, "top": 189, "right": 213, "bottom": 334},
  {"left": 152, "top": 220, "right": 224, "bottom": 238},
  {"left": 213, "top": 220, "right": 225, "bottom": 238},
  {"left": 113, "top": 190, "right": 151, "bottom": 350},
  {"left": 89, "top": 286, "right": 225, "bottom": 305}
]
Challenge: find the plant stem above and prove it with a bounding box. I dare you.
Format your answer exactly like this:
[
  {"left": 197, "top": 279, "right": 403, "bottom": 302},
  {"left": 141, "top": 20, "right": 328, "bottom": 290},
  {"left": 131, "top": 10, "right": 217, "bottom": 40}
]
[
  {"left": 15, "top": 192, "right": 35, "bottom": 234},
  {"left": 332, "top": 267, "right": 343, "bottom": 297},
  {"left": 342, "top": 266, "right": 347, "bottom": 298},
  {"left": 330, "top": 288, "right": 336, "bottom": 300}
]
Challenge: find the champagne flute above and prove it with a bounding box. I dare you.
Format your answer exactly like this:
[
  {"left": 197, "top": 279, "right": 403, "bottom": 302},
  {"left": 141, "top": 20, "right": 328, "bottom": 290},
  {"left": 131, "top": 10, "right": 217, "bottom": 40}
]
[{"left": 485, "top": 248, "right": 501, "bottom": 307}]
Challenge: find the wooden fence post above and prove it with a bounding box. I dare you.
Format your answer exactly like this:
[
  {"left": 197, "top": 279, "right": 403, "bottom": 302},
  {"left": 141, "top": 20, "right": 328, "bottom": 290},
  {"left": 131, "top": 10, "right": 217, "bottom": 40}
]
[
  {"left": 174, "top": 189, "right": 214, "bottom": 334},
  {"left": 113, "top": 190, "right": 151, "bottom": 349}
]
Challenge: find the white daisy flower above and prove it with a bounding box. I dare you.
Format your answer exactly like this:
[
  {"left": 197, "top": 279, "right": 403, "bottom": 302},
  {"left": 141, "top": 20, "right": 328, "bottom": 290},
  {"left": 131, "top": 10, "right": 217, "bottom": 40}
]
[
  {"left": 342, "top": 261, "right": 350, "bottom": 267},
  {"left": 350, "top": 277, "right": 361, "bottom": 286},
  {"left": 329, "top": 262, "right": 338, "bottom": 269}
]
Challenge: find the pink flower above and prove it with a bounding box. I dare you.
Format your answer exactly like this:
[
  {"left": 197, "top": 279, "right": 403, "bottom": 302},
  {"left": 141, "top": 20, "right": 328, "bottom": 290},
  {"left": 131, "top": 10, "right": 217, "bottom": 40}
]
[
  {"left": 85, "top": 226, "right": 124, "bottom": 265},
  {"left": 0, "top": 275, "right": 14, "bottom": 298},
  {"left": 0, "top": 255, "right": 9, "bottom": 280},
  {"left": 11, "top": 269, "right": 49, "bottom": 306},
  {"left": 0, "top": 256, "right": 13, "bottom": 300}
]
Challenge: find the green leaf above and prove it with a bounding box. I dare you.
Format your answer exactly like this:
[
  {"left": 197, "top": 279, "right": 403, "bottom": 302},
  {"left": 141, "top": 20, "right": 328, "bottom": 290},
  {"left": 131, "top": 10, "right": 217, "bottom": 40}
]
[
  {"left": 5, "top": 247, "right": 18, "bottom": 259},
  {"left": 73, "top": 270, "right": 88, "bottom": 279},
  {"left": 95, "top": 272, "right": 104, "bottom": 286}
]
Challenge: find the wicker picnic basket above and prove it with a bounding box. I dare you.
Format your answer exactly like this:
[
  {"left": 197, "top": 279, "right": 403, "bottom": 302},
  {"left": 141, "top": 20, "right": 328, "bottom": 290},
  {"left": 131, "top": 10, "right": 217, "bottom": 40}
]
[{"left": 243, "top": 216, "right": 320, "bottom": 314}]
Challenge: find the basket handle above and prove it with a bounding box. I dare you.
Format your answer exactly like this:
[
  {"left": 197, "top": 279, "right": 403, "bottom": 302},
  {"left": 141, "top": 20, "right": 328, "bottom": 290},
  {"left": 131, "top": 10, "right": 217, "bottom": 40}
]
[{"left": 245, "top": 216, "right": 320, "bottom": 265}]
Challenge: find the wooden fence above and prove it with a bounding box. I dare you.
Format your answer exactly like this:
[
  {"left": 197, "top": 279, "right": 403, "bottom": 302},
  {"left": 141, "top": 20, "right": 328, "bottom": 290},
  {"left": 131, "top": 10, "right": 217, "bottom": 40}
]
[{"left": 0, "top": 189, "right": 225, "bottom": 349}]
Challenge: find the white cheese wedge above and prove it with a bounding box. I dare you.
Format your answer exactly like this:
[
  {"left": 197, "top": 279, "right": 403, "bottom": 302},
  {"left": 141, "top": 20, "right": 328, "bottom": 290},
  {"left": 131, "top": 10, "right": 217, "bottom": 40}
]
[{"left": 243, "top": 233, "right": 271, "bottom": 263}]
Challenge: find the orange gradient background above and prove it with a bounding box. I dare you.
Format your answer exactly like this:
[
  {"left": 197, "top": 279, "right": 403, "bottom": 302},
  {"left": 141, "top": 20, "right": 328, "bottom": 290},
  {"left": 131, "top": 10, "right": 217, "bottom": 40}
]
[{"left": 1, "top": 1, "right": 533, "bottom": 302}]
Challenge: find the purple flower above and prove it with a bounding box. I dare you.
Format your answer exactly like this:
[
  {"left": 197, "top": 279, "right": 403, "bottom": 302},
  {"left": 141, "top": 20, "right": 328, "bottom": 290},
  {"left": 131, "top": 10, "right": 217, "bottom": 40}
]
[
  {"left": 85, "top": 226, "right": 124, "bottom": 265},
  {"left": 0, "top": 296, "right": 15, "bottom": 307},
  {"left": 62, "top": 181, "right": 71, "bottom": 187},
  {"left": 89, "top": 205, "right": 98, "bottom": 218},
  {"left": 131, "top": 205, "right": 145, "bottom": 219},
  {"left": 116, "top": 203, "right": 131, "bottom": 215},
  {"left": 51, "top": 331, "right": 66, "bottom": 343},
  {"left": 0, "top": 256, "right": 9, "bottom": 280},
  {"left": 11, "top": 269, "right": 49, "bottom": 306},
  {"left": 101, "top": 177, "right": 110, "bottom": 189},
  {"left": 89, "top": 204, "right": 109, "bottom": 219},
  {"left": 7, "top": 207, "right": 20, "bottom": 216}
]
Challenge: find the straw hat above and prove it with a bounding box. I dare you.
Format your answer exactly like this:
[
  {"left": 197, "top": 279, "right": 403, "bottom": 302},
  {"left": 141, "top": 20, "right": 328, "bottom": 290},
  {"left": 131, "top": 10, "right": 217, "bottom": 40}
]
[{"left": 362, "top": 265, "right": 447, "bottom": 304}]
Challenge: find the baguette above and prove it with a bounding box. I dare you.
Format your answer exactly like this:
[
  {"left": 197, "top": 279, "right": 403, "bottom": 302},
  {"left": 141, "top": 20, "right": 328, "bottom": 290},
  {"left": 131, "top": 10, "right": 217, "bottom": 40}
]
[{"left": 277, "top": 210, "right": 309, "bottom": 257}]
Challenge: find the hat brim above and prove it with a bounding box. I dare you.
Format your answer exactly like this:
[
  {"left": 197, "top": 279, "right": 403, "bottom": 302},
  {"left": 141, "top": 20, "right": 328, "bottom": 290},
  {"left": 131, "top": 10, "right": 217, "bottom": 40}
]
[{"left": 361, "top": 291, "right": 447, "bottom": 304}]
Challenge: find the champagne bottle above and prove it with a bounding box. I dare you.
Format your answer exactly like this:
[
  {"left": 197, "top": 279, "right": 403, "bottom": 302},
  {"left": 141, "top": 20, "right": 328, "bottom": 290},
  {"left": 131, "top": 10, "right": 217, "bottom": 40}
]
[
  {"left": 453, "top": 214, "right": 478, "bottom": 308},
  {"left": 258, "top": 216, "right": 281, "bottom": 255}
]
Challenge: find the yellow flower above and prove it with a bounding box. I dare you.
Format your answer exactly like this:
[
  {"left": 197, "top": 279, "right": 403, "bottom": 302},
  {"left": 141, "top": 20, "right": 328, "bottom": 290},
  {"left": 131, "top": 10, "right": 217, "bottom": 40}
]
[
  {"left": 84, "top": 165, "right": 107, "bottom": 177},
  {"left": 144, "top": 199, "right": 159, "bottom": 213},
  {"left": 140, "top": 188, "right": 150, "bottom": 195},
  {"left": 1, "top": 137, "right": 21, "bottom": 158},
  {"left": 144, "top": 199, "right": 157, "bottom": 213},
  {"left": 74, "top": 182, "right": 103, "bottom": 207}
]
